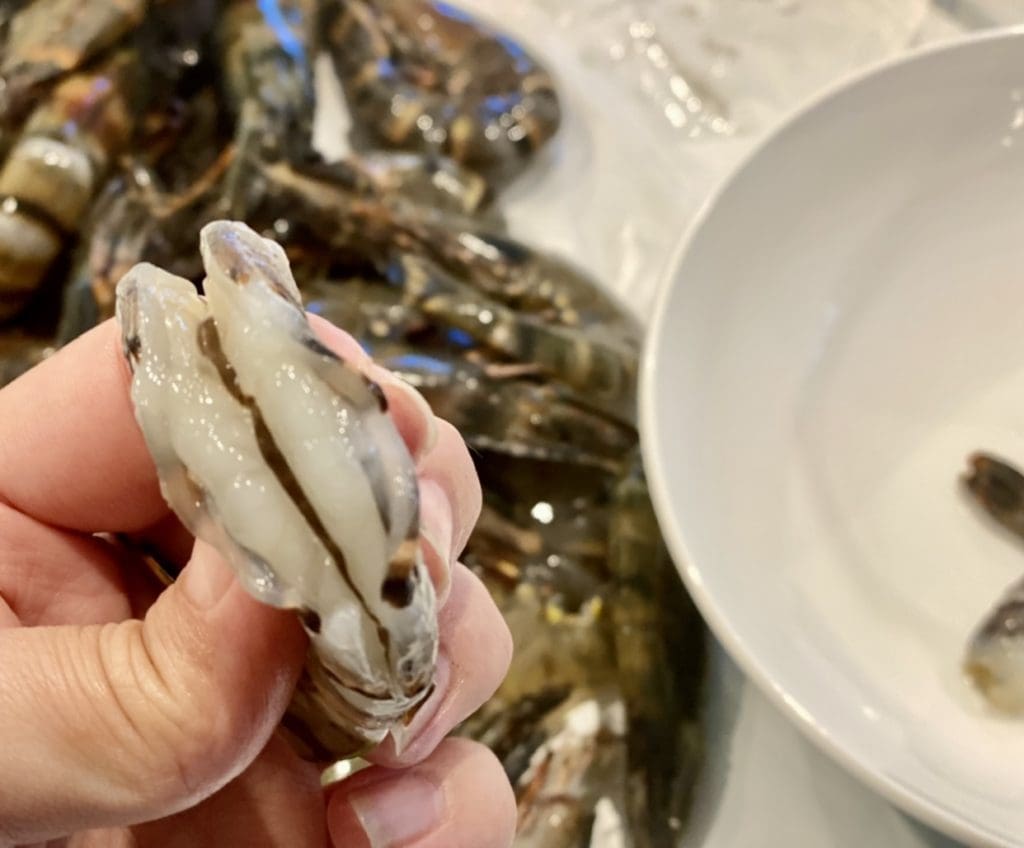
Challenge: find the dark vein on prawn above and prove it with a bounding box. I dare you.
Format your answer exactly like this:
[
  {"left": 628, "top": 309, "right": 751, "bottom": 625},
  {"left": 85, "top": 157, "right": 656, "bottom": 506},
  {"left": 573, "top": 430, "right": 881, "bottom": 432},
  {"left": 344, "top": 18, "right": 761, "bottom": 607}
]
[
  {"left": 206, "top": 236, "right": 421, "bottom": 610},
  {"left": 195, "top": 316, "right": 397, "bottom": 671},
  {"left": 300, "top": 333, "right": 399, "bottom": 544}
]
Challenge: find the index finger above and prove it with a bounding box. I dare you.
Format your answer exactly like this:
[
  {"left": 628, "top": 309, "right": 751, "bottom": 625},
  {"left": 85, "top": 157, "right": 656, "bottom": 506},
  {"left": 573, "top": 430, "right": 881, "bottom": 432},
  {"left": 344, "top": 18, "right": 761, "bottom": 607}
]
[{"left": 0, "top": 321, "right": 165, "bottom": 532}]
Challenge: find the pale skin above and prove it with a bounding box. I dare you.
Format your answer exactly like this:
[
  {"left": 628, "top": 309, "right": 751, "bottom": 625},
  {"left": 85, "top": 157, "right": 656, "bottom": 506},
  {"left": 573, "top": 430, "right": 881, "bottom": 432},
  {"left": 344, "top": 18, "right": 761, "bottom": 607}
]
[{"left": 0, "top": 317, "right": 516, "bottom": 847}]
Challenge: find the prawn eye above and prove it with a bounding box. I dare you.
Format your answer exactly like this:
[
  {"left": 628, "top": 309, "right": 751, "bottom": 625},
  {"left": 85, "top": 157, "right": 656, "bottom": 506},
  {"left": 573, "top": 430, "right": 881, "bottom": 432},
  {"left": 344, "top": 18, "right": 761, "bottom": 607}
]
[
  {"left": 299, "top": 608, "right": 322, "bottom": 634},
  {"left": 382, "top": 574, "right": 416, "bottom": 608}
]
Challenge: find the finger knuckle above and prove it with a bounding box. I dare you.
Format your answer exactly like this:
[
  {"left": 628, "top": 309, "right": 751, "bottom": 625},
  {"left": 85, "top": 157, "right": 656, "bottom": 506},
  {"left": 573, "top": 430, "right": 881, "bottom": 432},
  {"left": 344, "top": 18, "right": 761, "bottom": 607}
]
[{"left": 91, "top": 621, "right": 244, "bottom": 809}]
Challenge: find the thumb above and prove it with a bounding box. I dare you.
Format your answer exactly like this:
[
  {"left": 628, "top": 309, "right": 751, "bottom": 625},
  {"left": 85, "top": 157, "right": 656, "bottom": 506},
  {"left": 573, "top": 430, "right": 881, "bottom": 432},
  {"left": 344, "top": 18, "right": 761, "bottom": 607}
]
[{"left": 0, "top": 540, "right": 307, "bottom": 846}]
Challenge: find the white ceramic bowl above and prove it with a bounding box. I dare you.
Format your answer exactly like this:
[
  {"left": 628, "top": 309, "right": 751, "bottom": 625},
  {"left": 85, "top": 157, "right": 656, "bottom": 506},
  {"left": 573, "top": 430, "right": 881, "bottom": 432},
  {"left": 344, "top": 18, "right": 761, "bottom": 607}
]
[{"left": 642, "top": 29, "right": 1024, "bottom": 848}]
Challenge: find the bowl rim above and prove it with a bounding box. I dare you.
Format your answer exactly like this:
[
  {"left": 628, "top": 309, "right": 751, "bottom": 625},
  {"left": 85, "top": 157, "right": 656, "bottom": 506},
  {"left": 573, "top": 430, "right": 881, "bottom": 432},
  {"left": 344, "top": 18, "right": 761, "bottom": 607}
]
[{"left": 639, "top": 25, "right": 1024, "bottom": 848}]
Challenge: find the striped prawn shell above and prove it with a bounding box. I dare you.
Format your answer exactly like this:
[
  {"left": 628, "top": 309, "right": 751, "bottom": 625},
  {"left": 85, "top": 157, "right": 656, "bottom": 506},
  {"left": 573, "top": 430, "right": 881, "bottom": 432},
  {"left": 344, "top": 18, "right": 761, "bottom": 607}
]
[{"left": 0, "top": 51, "right": 135, "bottom": 319}]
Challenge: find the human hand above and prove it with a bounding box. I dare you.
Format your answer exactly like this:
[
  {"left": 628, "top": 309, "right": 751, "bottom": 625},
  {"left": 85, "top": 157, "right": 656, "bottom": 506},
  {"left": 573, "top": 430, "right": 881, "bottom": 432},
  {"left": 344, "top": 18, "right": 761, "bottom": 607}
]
[{"left": 0, "top": 317, "right": 514, "bottom": 847}]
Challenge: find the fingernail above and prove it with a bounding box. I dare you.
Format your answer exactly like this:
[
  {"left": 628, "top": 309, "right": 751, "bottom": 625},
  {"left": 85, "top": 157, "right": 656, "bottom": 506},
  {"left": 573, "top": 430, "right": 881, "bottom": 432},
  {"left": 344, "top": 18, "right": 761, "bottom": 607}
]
[
  {"left": 419, "top": 480, "right": 454, "bottom": 600},
  {"left": 387, "top": 376, "right": 438, "bottom": 457},
  {"left": 349, "top": 775, "right": 445, "bottom": 847},
  {"left": 179, "top": 543, "right": 237, "bottom": 611},
  {"left": 420, "top": 531, "right": 452, "bottom": 604}
]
